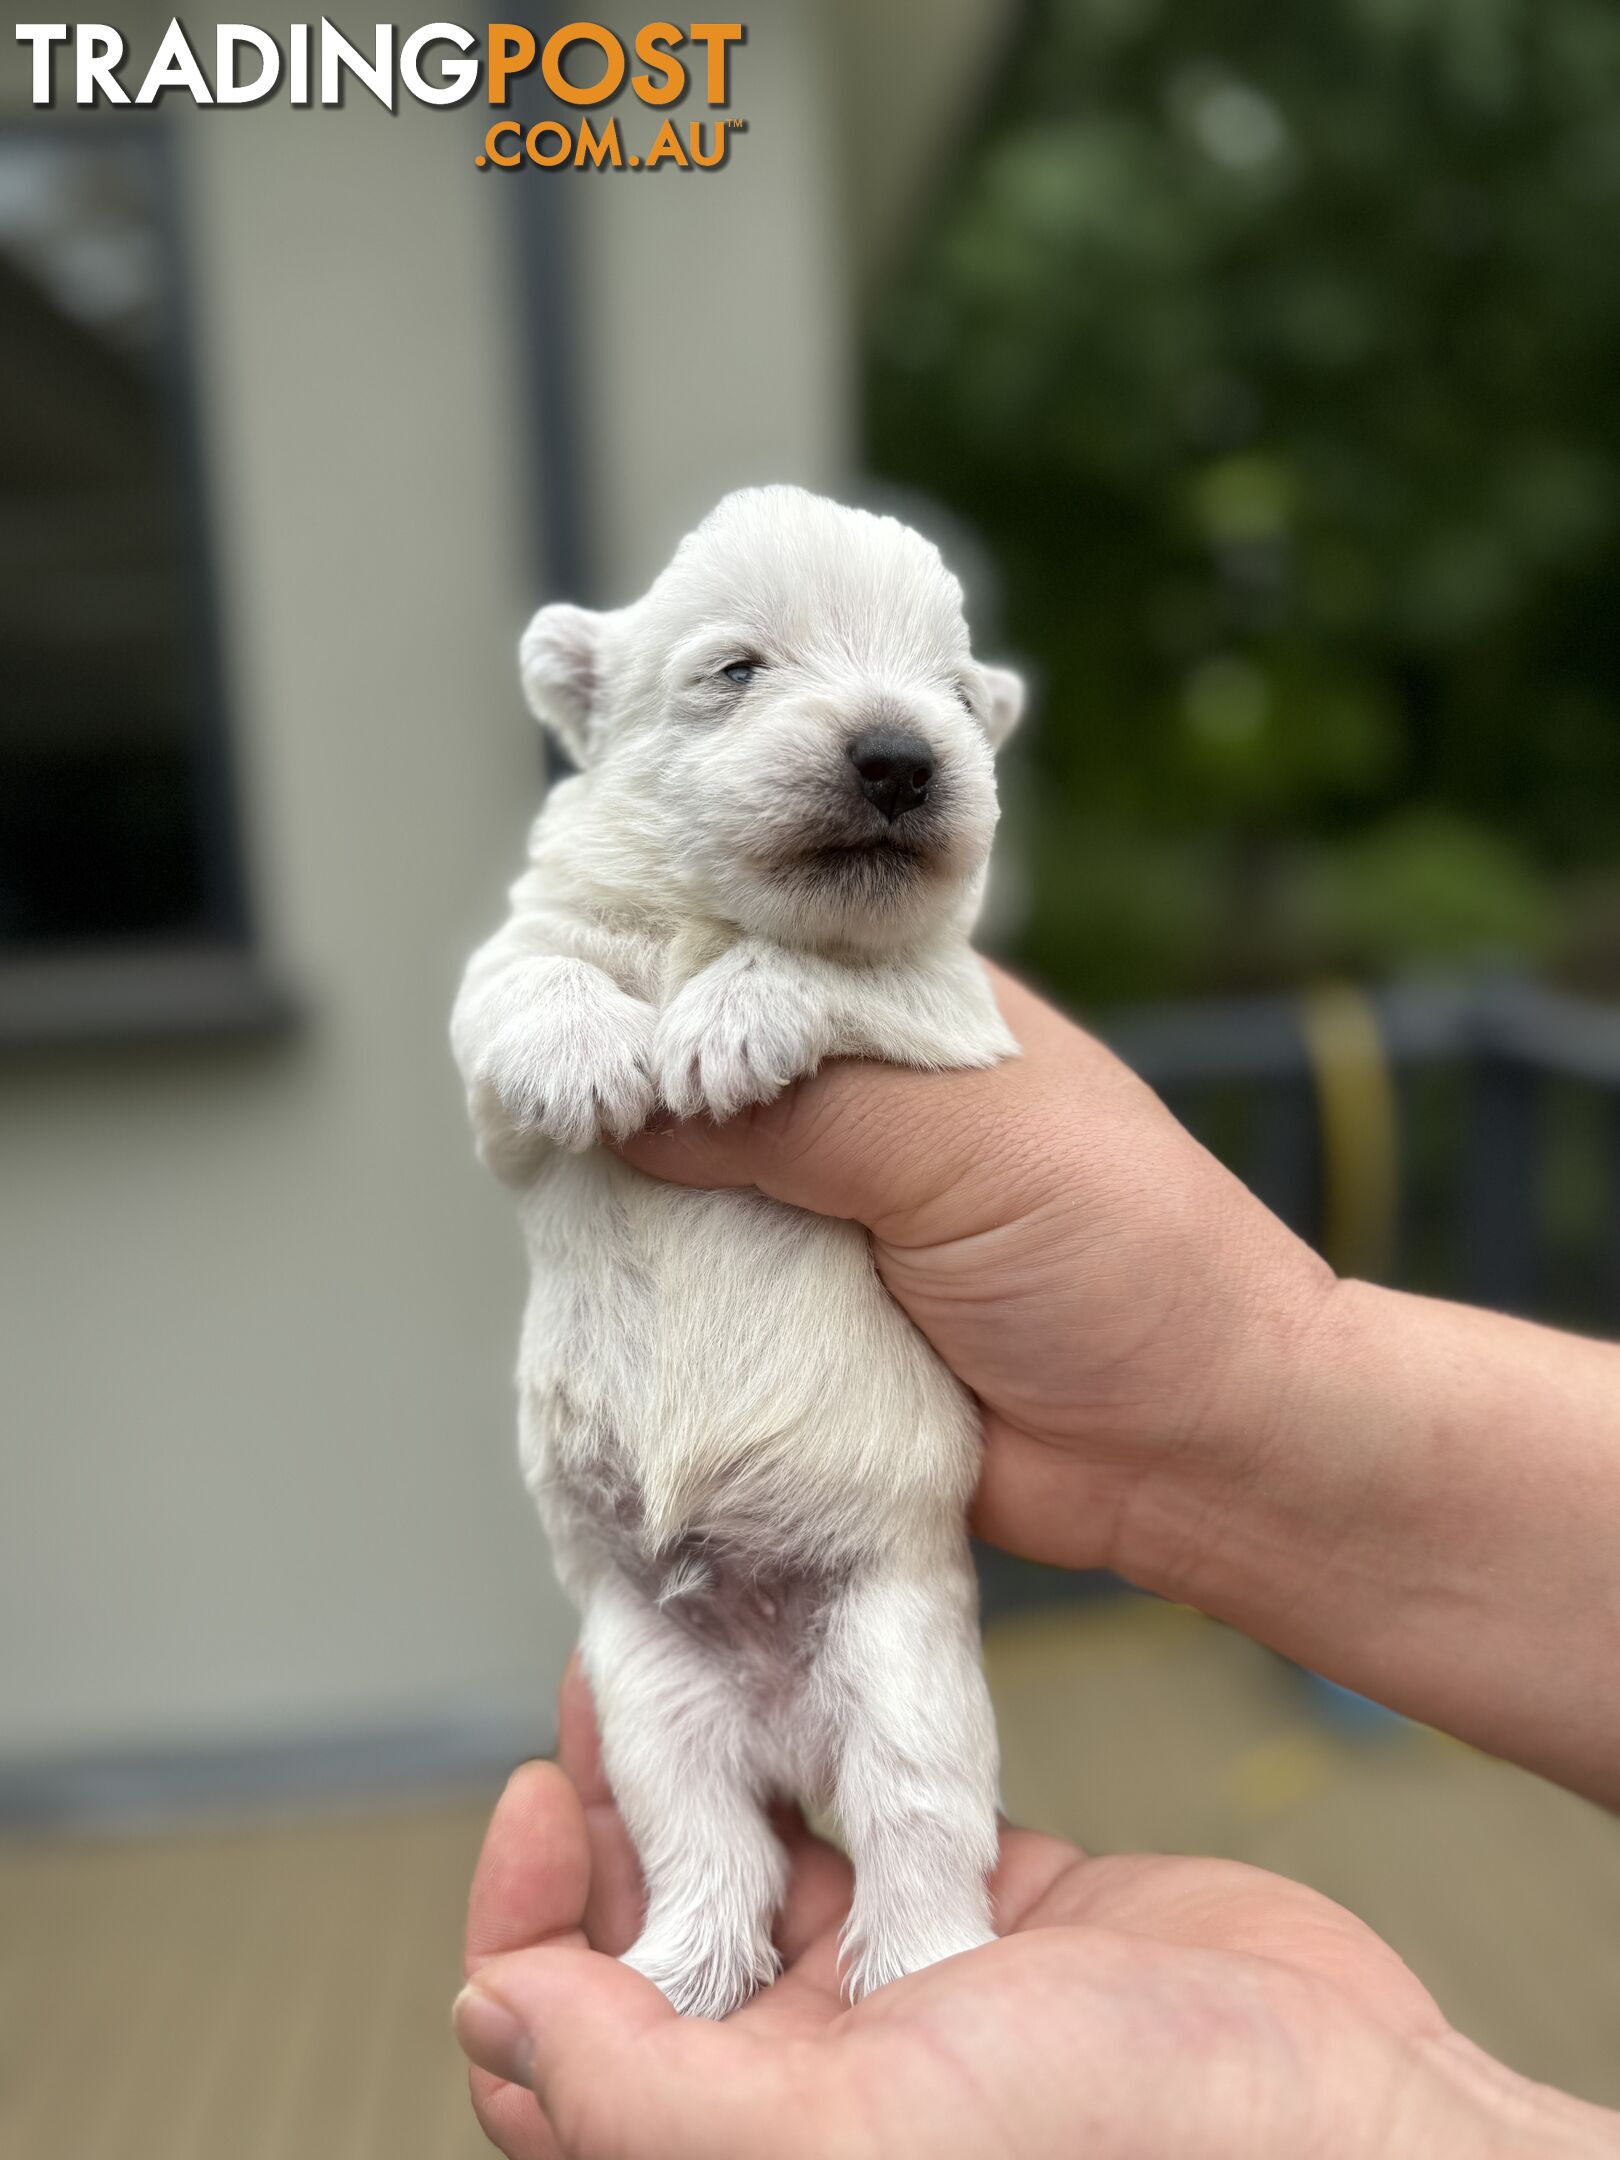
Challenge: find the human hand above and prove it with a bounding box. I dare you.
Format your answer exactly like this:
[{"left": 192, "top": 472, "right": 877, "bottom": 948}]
[
  {"left": 623, "top": 965, "right": 1327, "bottom": 1582},
  {"left": 457, "top": 1668, "right": 1604, "bottom": 2160}
]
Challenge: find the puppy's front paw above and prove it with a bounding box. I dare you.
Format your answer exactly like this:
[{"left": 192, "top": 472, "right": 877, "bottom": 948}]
[
  {"left": 654, "top": 956, "right": 828, "bottom": 1122},
  {"left": 476, "top": 972, "right": 655, "bottom": 1151}
]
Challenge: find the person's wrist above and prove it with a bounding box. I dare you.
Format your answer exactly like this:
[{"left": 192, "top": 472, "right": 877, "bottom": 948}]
[{"left": 1109, "top": 1216, "right": 1344, "bottom": 1607}]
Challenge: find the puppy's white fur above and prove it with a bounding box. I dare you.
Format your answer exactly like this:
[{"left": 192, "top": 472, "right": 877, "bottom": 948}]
[{"left": 452, "top": 488, "right": 1022, "bottom": 2016}]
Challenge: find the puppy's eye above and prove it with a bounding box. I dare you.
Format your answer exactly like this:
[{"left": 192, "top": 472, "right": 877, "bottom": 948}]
[
  {"left": 720, "top": 660, "right": 758, "bottom": 687},
  {"left": 954, "top": 678, "right": 976, "bottom": 712}
]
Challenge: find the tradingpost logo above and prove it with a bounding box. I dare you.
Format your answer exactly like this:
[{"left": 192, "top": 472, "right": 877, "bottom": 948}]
[{"left": 14, "top": 19, "right": 748, "bottom": 170}]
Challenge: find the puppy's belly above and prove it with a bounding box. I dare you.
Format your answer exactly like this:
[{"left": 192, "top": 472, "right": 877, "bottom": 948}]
[{"left": 515, "top": 1149, "right": 980, "bottom": 1586}]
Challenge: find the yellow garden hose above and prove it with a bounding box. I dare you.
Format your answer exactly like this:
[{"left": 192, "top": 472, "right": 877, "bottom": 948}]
[{"left": 1297, "top": 982, "right": 1400, "bottom": 1282}]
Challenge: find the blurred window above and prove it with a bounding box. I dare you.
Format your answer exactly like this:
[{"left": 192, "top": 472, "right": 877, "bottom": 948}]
[{"left": 0, "top": 124, "right": 261, "bottom": 1031}]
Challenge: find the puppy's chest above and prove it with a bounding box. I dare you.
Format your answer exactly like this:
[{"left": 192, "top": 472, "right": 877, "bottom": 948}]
[
  {"left": 523, "top": 1158, "right": 972, "bottom": 1550},
  {"left": 556, "top": 907, "right": 729, "bottom": 1007},
  {"left": 522, "top": 1156, "right": 876, "bottom": 1409}
]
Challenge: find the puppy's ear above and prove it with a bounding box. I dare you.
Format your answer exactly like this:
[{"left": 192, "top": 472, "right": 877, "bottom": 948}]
[
  {"left": 519, "top": 603, "right": 600, "bottom": 767},
  {"left": 981, "top": 664, "right": 1025, "bottom": 750}
]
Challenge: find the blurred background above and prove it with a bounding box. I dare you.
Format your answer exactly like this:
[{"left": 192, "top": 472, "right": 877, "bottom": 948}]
[{"left": 2, "top": 2, "right": 1617, "bottom": 2152}]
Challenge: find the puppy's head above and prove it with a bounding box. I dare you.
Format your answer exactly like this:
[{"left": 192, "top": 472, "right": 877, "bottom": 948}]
[{"left": 520, "top": 487, "right": 1022, "bottom": 950}]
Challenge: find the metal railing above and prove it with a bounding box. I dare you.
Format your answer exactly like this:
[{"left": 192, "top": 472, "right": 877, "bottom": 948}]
[{"left": 1100, "top": 976, "right": 1620, "bottom": 1326}]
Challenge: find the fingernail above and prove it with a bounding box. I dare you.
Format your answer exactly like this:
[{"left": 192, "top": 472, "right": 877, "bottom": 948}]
[{"left": 452, "top": 1983, "right": 533, "bottom": 2085}]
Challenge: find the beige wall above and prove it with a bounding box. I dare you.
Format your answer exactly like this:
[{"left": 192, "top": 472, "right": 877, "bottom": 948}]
[
  {"left": 568, "top": 0, "right": 1016, "bottom": 599},
  {"left": 2, "top": 91, "right": 571, "bottom": 1757},
  {"left": 0, "top": 0, "right": 1001, "bottom": 1767},
  {"left": 567, "top": 0, "right": 852, "bottom": 598},
  {"left": 828, "top": 0, "right": 1021, "bottom": 298}
]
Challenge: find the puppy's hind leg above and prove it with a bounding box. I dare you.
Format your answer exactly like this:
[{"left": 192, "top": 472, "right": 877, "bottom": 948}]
[
  {"left": 579, "top": 1573, "right": 787, "bottom": 2019},
  {"left": 818, "top": 1549, "right": 1000, "bottom": 2000}
]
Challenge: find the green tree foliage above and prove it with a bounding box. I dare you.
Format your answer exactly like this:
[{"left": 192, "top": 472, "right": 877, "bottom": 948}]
[{"left": 868, "top": 0, "right": 1620, "bottom": 1001}]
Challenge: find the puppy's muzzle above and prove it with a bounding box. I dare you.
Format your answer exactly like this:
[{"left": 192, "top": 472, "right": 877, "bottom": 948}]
[{"left": 847, "top": 732, "right": 935, "bottom": 823}]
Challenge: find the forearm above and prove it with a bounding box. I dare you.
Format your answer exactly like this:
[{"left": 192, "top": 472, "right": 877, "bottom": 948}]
[{"left": 1134, "top": 1278, "right": 1620, "bottom": 1807}]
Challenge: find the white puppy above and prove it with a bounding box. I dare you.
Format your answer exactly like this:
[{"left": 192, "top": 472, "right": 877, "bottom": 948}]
[{"left": 452, "top": 487, "right": 1023, "bottom": 2017}]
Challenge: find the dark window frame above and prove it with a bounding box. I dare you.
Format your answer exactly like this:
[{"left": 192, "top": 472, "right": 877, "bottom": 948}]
[{"left": 0, "top": 116, "right": 290, "bottom": 1048}]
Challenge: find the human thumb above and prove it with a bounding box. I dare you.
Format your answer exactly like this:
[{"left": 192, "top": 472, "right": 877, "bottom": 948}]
[
  {"left": 615, "top": 1053, "right": 995, "bottom": 1239},
  {"left": 454, "top": 1946, "right": 809, "bottom": 2160}
]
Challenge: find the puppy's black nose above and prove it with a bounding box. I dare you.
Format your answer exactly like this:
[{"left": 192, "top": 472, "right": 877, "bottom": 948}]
[{"left": 847, "top": 733, "right": 935, "bottom": 822}]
